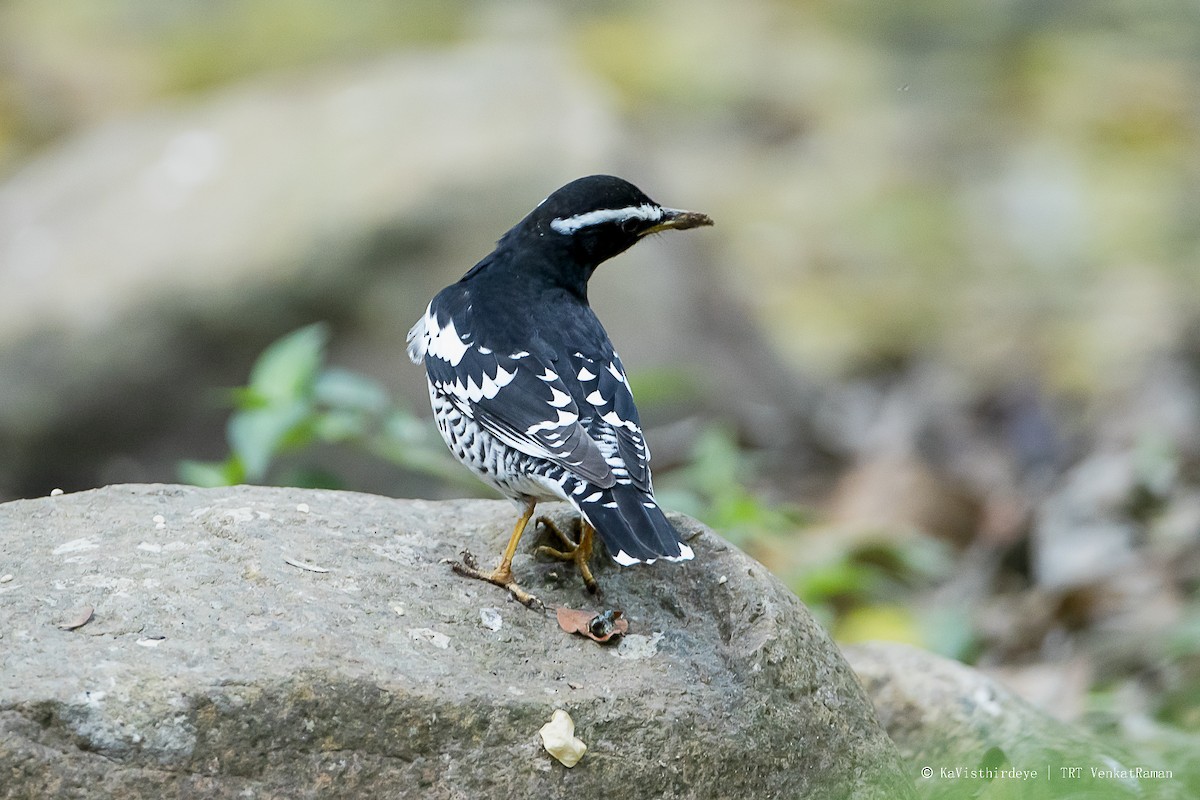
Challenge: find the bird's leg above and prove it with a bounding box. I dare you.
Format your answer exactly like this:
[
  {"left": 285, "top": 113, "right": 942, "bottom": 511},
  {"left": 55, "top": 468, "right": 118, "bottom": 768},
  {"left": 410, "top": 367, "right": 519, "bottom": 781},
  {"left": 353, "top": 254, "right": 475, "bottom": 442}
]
[
  {"left": 448, "top": 499, "right": 541, "bottom": 608},
  {"left": 536, "top": 514, "right": 582, "bottom": 551},
  {"left": 536, "top": 516, "right": 599, "bottom": 594}
]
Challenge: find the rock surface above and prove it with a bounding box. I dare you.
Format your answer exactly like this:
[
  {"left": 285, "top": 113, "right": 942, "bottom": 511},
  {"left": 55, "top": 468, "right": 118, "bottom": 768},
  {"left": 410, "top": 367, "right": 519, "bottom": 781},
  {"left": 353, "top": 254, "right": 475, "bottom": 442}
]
[
  {"left": 845, "top": 642, "right": 1187, "bottom": 800},
  {"left": 0, "top": 484, "right": 912, "bottom": 799}
]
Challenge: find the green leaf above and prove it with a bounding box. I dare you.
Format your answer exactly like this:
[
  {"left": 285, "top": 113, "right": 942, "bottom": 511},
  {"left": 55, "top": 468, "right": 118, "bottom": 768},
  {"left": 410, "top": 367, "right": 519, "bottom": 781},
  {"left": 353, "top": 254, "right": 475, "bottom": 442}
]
[
  {"left": 367, "top": 411, "right": 482, "bottom": 489},
  {"left": 688, "top": 425, "right": 744, "bottom": 497},
  {"left": 178, "top": 458, "right": 243, "bottom": 487},
  {"left": 311, "top": 409, "right": 368, "bottom": 442},
  {"left": 834, "top": 604, "right": 922, "bottom": 645},
  {"left": 247, "top": 323, "right": 329, "bottom": 404},
  {"left": 228, "top": 402, "right": 311, "bottom": 481},
  {"left": 228, "top": 386, "right": 269, "bottom": 411},
  {"left": 792, "top": 558, "right": 876, "bottom": 605},
  {"left": 274, "top": 466, "right": 344, "bottom": 490},
  {"left": 381, "top": 410, "right": 434, "bottom": 444},
  {"left": 1134, "top": 429, "right": 1179, "bottom": 497},
  {"left": 313, "top": 368, "right": 389, "bottom": 413}
]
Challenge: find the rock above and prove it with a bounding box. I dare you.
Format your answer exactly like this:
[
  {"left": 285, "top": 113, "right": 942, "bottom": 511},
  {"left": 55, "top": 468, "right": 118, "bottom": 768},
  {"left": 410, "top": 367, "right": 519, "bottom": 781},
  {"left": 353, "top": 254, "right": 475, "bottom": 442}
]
[
  {"left": 845, "top": 642, "right": 1186, "bottom": 800},
  {"left": 0, "top": 484, "right": 911, "bottom": 799},
  {"left": 0, "top": 43, "right": 630, "bottom": 499}
]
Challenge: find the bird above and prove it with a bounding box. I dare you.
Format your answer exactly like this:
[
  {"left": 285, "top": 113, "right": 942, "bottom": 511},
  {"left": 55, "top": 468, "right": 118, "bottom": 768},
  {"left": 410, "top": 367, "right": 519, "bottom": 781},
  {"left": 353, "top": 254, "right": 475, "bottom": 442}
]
[{"left": 407, "top": 175, "right": 713, "bottom": 606}]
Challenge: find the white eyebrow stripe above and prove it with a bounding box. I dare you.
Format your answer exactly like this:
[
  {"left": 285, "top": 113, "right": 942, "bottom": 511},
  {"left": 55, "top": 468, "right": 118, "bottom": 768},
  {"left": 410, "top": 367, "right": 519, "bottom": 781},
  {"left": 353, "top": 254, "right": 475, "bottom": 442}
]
[{"left": 550, "top": 203, "right": 663, "bottom": 235}]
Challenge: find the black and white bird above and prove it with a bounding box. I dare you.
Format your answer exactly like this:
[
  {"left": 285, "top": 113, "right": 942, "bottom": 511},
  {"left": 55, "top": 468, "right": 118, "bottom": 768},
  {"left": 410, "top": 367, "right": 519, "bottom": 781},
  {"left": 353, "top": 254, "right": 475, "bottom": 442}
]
[{"left": 407, "top": 175, "right": 712, "bottom": 606}]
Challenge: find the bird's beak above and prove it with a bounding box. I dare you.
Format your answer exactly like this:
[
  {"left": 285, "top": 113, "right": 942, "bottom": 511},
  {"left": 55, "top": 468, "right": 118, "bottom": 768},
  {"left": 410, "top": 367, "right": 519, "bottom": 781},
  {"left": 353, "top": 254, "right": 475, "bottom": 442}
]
[{"left": 639, "top": 208, "right": 714, "bottom": 237}]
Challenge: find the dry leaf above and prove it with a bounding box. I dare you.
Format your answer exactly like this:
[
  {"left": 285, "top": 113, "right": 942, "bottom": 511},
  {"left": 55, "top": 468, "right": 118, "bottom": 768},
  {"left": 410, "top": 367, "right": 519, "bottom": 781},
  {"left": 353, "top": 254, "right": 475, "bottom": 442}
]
[
  {"left": 555, "top": 607, "right": 628, "bottom": 643},
  {"left": 539, "top": 709, "right": 586, "bottom": 767},
  {"left": 57, "top": 605, "right": 94, "bottom": 631}
]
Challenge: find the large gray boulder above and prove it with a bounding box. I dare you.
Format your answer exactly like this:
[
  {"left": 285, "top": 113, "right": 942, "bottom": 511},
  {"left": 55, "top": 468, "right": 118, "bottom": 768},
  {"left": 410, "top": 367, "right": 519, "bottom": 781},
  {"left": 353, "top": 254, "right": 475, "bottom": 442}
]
[
  {"left": 0, "top": 43, "right": 635, "bottom": 499},
  {"left": 0, "top": 484, "right": 912, "bottom": 799},
  {"left": 846, "top": 642, "right": 1186, "bottom": 800}
]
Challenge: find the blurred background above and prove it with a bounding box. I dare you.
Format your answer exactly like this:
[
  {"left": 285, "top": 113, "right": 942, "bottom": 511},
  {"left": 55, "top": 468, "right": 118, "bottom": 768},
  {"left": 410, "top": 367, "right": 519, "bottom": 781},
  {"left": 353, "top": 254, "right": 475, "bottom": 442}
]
[{"left": 2, "top": 0, "right": 1199, "bottom": 785}]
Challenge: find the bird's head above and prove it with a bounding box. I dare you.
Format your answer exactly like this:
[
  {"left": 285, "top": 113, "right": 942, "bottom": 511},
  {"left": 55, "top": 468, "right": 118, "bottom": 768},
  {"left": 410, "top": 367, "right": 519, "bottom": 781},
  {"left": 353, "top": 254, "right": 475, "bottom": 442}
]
[{"left": 514, "top": 175, "right": 713, "bottom": 273}]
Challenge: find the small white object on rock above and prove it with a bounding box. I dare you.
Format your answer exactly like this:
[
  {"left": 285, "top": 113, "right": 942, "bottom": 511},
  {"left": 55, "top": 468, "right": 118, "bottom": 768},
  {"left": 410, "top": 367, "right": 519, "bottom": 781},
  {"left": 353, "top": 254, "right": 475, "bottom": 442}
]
[
  {"left": 409, "top": 627, "right": 450, "bottom": 649},
  {"left": 479, "top": 607, "right": 503, "bottom": 632},
  {"left": 718, "top": 575, "right": 728, "bottom": 585},
  {"left": 539, "top": 709, "right": 586, "bottom": 767},
  {"left": 613, "top": 632, "right": 663, "bottom": 660},
  {"left": 296, "top": 503, "right": 310, "bottom": 513},
  {"left": 50, "top": 488, "right": 64, "bottom": 497},
  {"left": 0, "top": 574, "right": 13, "bottom": 583}
]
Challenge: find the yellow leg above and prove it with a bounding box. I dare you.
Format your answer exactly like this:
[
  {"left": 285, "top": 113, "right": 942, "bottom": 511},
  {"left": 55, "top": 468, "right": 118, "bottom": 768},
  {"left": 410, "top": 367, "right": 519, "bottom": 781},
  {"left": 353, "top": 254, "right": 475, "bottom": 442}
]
[
  {"left": 536, "top": 516, "right": 599, "bottom": 594},
  {"left": 448, "top": 499, "right": 541, "bottom": 608}
]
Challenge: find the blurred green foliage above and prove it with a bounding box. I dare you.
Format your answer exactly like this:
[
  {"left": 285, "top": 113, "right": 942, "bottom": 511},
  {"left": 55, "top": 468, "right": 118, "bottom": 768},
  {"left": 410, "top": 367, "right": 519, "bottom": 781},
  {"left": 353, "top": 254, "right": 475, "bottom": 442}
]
[
  {"left": 151, "top": 0, "right": 465, "bottom": 93},
  {"left": 656, "top": 425, "right": 810, "bottom": 545},
  {"left": 178, "top": 323, "right": 470, "bottom": 490},
  {"left": 655, "top": 424, "right": 970, "bottom": 655}
]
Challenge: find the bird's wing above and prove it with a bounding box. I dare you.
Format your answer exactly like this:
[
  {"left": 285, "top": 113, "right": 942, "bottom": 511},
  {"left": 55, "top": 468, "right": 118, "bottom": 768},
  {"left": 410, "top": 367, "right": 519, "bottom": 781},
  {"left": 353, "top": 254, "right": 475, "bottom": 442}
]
[
  {"left": 423, "top": 340, "right": 616, "bottom": 489},
  {"left": 568, "top": 350, "right": 653, "bottom": 493}
]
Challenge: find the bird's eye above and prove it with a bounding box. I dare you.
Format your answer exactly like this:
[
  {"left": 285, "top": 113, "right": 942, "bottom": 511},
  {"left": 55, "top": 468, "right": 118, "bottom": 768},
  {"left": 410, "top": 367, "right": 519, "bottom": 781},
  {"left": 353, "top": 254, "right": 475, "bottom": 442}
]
[{"left": 619, "top": 218, "right": 640, "bottom": 234}]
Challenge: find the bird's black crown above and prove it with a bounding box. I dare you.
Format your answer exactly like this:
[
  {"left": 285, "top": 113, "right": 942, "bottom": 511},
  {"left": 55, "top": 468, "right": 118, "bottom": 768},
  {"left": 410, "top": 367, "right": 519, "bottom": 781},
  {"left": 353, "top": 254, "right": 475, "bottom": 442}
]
[{"left": 499, "top": 175, "right": 713, "bottom": 272}]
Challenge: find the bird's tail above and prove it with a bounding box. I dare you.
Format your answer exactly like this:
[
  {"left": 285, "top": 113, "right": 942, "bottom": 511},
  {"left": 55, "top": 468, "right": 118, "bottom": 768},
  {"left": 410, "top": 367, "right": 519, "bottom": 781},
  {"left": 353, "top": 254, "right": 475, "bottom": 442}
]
[{"left": 567, "top": 482, "right": 693, "bottom": 566}]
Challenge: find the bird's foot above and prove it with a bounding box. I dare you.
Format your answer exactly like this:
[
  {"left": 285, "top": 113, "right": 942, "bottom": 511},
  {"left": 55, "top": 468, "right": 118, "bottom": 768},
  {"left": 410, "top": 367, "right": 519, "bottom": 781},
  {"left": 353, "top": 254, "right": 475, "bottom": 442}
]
[
  {"left": 535, "top": 517, "right": 599, "bottom": 594},
  {"left": 446, "top": 550, "right": 543, "bottom": 609}
]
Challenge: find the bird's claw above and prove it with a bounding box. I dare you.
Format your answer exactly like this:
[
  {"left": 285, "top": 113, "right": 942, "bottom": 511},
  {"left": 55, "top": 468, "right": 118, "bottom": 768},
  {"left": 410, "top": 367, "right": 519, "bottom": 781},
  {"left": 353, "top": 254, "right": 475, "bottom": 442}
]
[
  {"left": 535, "top": 517, "right": 600, "bottom": 595},
  {"left": 446, "top": 550, "right": 544, "bottom": 610}
]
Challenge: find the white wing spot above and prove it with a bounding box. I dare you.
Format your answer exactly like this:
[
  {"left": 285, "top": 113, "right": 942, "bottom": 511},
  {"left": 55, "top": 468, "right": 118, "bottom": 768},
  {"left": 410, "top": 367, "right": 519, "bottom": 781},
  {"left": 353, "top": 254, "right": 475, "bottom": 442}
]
[
  {"left": 577, "top": 366, "right": 596, "bottom": 381},
  {"left": 547, "top": 388, "right": 573, "bottom": 408},
  {"left": 526, "top": 409, "right": 578, "bottom": 434},
  {"left": 601, "top": 410, "right": 631, "bottom": 429},
  {"left": 613, "top": 550, "right": 642, "bottom": 566},
  {"left": 584, "top": 389, "right": 606, "bottom": 406},
  {"left": 424, "top": 311, "right": 471, "bottom": 367},
  {"left": 582, "top": 491, "right": 602, "bottom": 503},
  {"left": 473, "top": 365, "right": 516, "bottom": 401},
  {"left": 664, "top": 543, "right": 695, "bottom": 562}
]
